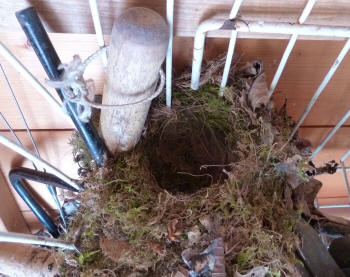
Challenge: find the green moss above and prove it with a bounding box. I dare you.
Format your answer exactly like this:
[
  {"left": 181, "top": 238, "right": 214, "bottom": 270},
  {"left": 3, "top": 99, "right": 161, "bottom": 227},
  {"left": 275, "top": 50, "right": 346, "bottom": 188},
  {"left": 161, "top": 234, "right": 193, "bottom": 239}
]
[{"left": 61, "top": 74, "right": 300, "bottom": 276}]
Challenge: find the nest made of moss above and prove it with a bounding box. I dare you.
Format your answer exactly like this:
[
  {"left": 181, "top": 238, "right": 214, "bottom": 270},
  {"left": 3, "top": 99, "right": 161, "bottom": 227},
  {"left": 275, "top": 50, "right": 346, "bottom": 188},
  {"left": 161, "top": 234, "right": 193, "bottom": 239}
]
[{"left": 58, "top": 58, "right": 307, "bottom": 277}]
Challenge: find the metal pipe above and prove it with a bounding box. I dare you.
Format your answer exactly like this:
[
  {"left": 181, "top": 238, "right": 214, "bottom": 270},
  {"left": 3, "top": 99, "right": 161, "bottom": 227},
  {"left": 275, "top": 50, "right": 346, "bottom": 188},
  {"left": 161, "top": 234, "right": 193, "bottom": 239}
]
[
  {"left": 0, "top": 231, "right": 77, "bottom": 251},
  {"left": 16, "top": 7, "right": 108, "bottom": 167},
  {"left": 229, "top": 0, "right": 244, "bottom": 19},
  {"left": 191, "top": 17, "right": 228, "bottom": 90},
  {"left": 0, "top": 133, "right": 81, "bottom": 191},
  {"left": 166, "top": 0, "right": 174, "bottom": 107},
  {"left": 310, "top": 110, "right": 350, "bottom": 159},
  {"left": 319, "top": 204, "right": 350, "bottom": 209},
  {"left": 88, "top": 0, "right": 107, "bottom": 68},
  {"left": 299, "top": 0, "right": 317, "bottom": 24},
  {"left": 234, "top": 21, "right": 350, "bottom": 38},
  {"left": 340, "top": 161, "right": 350, "bottom": 203},
  {"left": 9, "top": 167, "right": 79, "bottom": 237},
  {"left": 0, "top": 42, "right": 62, "bottom": 111},
  {"left": 290, "top": 39, "right": 350, "bottom": 139},
  {"left": 192, "top": 10, "right": 350, "bottom": 90},
  {"left": 341, "top": 149, "right": 350, "bottom": 163},
  {"left": 268, "top": 0, "right": 316, "bottom": 98},
  {"left": 268, "top": 33, "right": 298, "bottom": 98},
  {"left": 219, "top": 30, "right": 237, "bottom": 96}
]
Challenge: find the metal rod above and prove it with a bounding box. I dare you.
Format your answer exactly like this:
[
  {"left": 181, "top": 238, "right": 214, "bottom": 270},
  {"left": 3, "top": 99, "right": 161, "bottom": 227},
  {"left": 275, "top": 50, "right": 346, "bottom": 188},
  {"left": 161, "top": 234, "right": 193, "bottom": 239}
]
[
  {"left": 191, "top": 13, "right": 350, "bottom": 90},
  {"left": 299, "top": 0, "right": 317, "bottom": 24},
  {"left": 9, "top": 167, "right": 79, "bottom": 237},
  {"left": 0, "top": 41, "right": 62, "bottom": 111},
  {"left": 88, "top": 0, "right": 107, "bottom": 68},
  {"left": 0, "top": 231, "right": 77, "bottom": 251},
  {"left": 341, "top": 149, "right": 350, "bottom": 163},
  {"left": 229, "top": 0, "right": 244, "bottom": 19},
  {"left": 0, "top": 133, "right": 81, "bottom": 191},
  {"left": 191, "top": 17, "right": 227, "bottom": 90},
  {"left": 268, "top": 0, "right": 316, "bottom": 98},
  {"left": 234, "top": 20, "right": 350, "bottom": 38},
  {"left": 319, "top": 204, "right": 350, "bottom": 209},
  {"left": 219, "top": 30, "right": 237, "bottom": 96},
  {"left": 310, "top": 110, "right": 350, "bottom": 159},
  {"left": 0, "top": 112, "right": 67, "bottom": 228},
  {"left": 341, "top": 161, "right": 350, "bottom": 203},
  {"left": 268, "top": 33, "right": 298, "bottom": 98},
  {"left": 166, "top": 0, "right": 174, "bottom": 107},
  {"left": 290, "top": 39, "right": 350, "bottom": 139},
  {"left": 16, "top": 7, "right": 108, "bottom": 167}
]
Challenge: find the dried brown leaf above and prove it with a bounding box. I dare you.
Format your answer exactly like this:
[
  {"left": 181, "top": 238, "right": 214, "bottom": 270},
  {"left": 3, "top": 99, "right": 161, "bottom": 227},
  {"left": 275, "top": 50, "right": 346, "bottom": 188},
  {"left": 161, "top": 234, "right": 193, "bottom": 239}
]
[
  {"left": 248, "top": 72, "right": 269, "bottom": 111},
  {"left": 99, "top": 236, "right": 130, "bottom": 262},
  {"left": 168, "top": 219, "right": 182, "bottom": 242}
]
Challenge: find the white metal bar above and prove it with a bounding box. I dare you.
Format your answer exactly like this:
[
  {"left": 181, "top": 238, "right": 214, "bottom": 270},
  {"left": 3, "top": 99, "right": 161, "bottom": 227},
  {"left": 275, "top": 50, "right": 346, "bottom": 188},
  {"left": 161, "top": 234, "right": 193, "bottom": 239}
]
[
  {"left": 0, "top": 134, "right": 82, "bottom": 191},
  {"left": 319, "top": 204, "right": 350, "bottom": 209},
  {"left": 299, "top": 0, "right": 317, "bottom": 24},
  {"left": 191, "top": 18, "right": 227, "bottom": 90},
  {"left": 268, "top": 33, "right": 298, "bottom": 98},
  {"left": 166, "top": 0, "right": 174, "bottom": 107},
  {"left": 89, "top": 0, "right": 107, "bottom": 68},
  {"left": 220, "top": 30, "right": 237, "bottom": 96},
  {"left": 191, "top": 15, "right": 350, "bottom": 90},
  {"left": 341, "top": 161, "right": 350, "bottom": 203},
  {"left": 235, "top": 21, "right": 350, "bottom": 38},
  {"left": 310, "top": 110, "right": 350, "bottom": 159},
  {"left": 290, "top": 39, "right": 350, "bottom": 139},
  {"left": 341, "top": 149, "right": 350, "bottom": 163},
  {"left": 268, "top": 0, "right": 316, "bottom": 98},
  {"left": 0, "top": 42, "right": 62, "bottom": 111},
  {"left": 229, "top": 0, "right": 244, "bottom": 19},
  {"left": 0, "top": 231, "right": 77, "bottom": 251}
]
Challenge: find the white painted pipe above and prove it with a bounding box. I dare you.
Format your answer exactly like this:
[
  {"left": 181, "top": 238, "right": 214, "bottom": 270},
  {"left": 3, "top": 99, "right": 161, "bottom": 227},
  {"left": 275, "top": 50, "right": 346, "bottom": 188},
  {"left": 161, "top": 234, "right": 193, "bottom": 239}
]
[
  {"left": 0, "top": 134, "right": 82, "bottom": 191},
  {"left": 234, "top": 21, "right": 350, "bottom": 38},
  {"left": 319, "top": 205, "right": 350, "bottom": 209},
  {"left": 0, "top": 231, "right": 77, "bottom": 251},
  {"left": 299, "top": 0, "right": 317, "bottom": 24},
  {"left": 219, "top": 30, "right": 237, "bottom": 96},
  {"left": 219, "top": 1, "right": 243, "bottom": 95},
  {"left": 191, "top": 16, "right": 228, "bottom": 90},
  {"left": 341, "top": 161, "right": 350, "bottom": 203},
  {"left": 192, "top": 12, "right": 350, "bottom": 90},
  {"left": 341, "top": 149, "right": 350, "bottom": 163},
  {"left": 0, "top": 41, "right": 62, "bottom": 111},
  {"left": 310, "top": 110, "right": 350, "bottom": 159},
  {"left": 268, "top": 33, "right": 298, "bottom": 98},
  {"left": 229, "top": 0, "right": 244, "bottom": 19},
  {"left": 290, "top": 39, "right": 350, "bottom": 140},
  {"left": 89, "top": 0, "right": 107, "bottom": 68},
  {"left": 166, "top": 0, "right": 174, "bottom": 107},
  {"left": 268, "top": 0, "right": 316, "bottom": 98}
]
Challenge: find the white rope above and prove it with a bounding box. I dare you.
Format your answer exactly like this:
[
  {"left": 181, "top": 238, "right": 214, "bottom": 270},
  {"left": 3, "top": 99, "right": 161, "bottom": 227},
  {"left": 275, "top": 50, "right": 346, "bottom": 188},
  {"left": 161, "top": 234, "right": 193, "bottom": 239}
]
[{"left": 46, "top": 46, "right": 165, "bottom": 122}]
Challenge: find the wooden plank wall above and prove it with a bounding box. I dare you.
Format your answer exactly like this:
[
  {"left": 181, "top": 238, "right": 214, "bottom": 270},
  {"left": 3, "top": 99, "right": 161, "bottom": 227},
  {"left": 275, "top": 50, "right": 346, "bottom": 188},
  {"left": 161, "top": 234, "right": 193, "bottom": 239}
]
[{"left": 0, "top": 0, "right": 350, "bottom": 231}]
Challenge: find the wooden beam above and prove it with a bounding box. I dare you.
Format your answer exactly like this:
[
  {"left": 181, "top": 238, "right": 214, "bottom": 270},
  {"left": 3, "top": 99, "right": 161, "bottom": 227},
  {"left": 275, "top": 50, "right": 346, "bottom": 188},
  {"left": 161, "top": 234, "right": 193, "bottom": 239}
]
[{"left": 2, "top": 0, "right": 350, "bottom": 38}]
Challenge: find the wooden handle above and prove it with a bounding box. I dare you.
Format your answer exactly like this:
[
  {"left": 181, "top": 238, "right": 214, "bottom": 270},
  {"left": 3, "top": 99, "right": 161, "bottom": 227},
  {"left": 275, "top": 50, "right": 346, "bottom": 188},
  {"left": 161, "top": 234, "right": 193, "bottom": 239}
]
[{"left": 100, "top": 7, "right": 169, "bottom": 154}]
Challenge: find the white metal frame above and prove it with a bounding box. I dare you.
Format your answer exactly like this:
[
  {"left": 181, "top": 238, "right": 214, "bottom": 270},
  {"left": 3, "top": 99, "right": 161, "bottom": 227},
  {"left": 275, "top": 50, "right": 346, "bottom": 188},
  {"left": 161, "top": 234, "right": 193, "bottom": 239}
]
[{"left": 188, "top": 0, "right": 350, "bottom": 210}]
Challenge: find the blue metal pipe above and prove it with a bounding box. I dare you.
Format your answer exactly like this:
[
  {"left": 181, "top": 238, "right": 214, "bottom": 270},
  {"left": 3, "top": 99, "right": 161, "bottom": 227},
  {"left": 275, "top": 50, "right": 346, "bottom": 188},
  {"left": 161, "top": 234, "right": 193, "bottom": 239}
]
[
  {"left": 16, "top": 7, "right": 108, "bottom": 167},
  {"left": 9, "top": 167, "right": 79, "bottom": 238}
]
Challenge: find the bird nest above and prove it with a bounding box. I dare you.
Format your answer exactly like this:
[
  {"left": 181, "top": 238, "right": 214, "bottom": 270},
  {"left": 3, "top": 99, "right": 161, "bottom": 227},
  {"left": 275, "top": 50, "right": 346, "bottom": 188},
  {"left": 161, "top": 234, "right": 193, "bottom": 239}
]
[{"left": 57, "top": 58, "right": 311, "bottom": 277}]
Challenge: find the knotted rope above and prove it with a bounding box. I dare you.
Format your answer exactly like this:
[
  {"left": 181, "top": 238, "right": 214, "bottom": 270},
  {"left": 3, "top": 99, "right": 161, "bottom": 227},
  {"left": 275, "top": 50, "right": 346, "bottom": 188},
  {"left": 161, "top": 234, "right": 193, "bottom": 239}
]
[{"left": 46, "top": 46, "right": 165, "bottom": 122}]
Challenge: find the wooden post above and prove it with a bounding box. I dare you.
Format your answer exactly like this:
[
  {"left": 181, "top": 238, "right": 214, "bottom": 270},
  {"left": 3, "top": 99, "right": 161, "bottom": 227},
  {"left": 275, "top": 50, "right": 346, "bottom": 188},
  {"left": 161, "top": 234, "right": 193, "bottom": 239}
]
[{"left": 100, "top": 7, "right": 169, "bottom": 153}]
